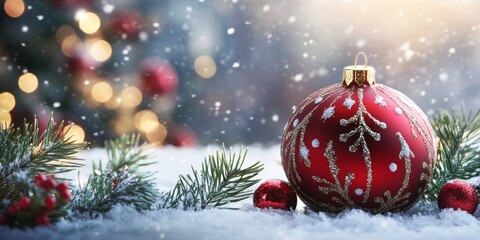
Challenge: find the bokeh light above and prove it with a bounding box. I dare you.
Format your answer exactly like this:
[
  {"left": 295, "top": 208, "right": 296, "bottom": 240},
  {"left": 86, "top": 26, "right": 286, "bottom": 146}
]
[
  {"left": 0, "top": 92, "right": 16, "bottom": 112},
  {"left": 62, "top": 124, "right": 86, "bottom": 143},
  {"left": 18, "top": 72, "right": 39, "bottom": 93},
  {"left": 0, "top": 111, "right": 11, "bottom": 125},
  {"left": 61, "top": 35, "right": 80, "bottom": 57},
  {"left": 120, "top": 86, "right": 143, "bottom": 108},
  {"left": 89, "top": 39, "right": 112, "bottom": 62},
  {"left": 56, "top": 25, "right": 75, "bottom": 44},
  {"left": 145, "top": 123, "right": 167, "bottom": 144},
  {"left": 4, "top": 0, "right": 25, "bottom": 18},
  {"left": 78, "top": 11, "right": 101, "bottom": 34},
  {"left": 91, "top": 81, "right": 113, "bottom": 103},
  {"left": 194, "top": 55, "right": 217, "bottom": 79},
  {"left": 134, "top": 110, "right": 160, "bottom": 133}
]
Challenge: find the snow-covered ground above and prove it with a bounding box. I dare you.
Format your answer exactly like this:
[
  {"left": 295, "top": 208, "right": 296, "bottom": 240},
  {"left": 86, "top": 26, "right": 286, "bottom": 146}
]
[{"left": 1, "top": 146, "right": 479, "bottom": 240}]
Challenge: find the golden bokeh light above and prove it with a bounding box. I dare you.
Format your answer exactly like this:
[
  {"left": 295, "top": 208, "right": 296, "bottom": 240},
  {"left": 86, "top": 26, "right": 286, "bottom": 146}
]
[
  {"left": 56, "top": 25, "right": 75, "bottom": 44},
  {"left": 0, "top": 92, "right": 16, "bottom": 112},
  {"left": 18, "top": 72, "right": 39, "bottom": 93},
  {"left": 4, "top": 0, "right": 25, "bottom": 18},
  {"left": 134, "top": 110, "right": 159, "bottom": 133},
  {"left": 146, "top": 122, "right": 167, "bottom": 144},
  {"left": 0, "top": 111, "right": 12, "bottom": 125},
  {"left": 78, "top": 12, "right": 101, "bottom": 34},
  {"left": 91, "top": 81, "right": 113, "bottom": 103},
  {"left": 62, "top": 124, "right": 85, "bottom": 143},
  {"left": 194, "top": 55, "right": 217, "bottom": 79},
  {"left": 89, "top": 39, "right": 112, "bottom": 62},
  {"left": 112, "top": 115, "right": 135, "bottom": 135},
  {"left": 61, "top": 35, "right": 80, "bottom": 57},
  {"left": 120, "top": 86, "right": 143, "bottom": 108}
]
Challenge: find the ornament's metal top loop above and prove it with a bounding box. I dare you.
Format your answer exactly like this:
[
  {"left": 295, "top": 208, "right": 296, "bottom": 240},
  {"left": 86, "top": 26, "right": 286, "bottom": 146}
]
[
  {"left": 342, "top": 52, "right": 375, "bottom": 86},
  {"left": 354, "top": 52, "right": 368, "bottom": 69}
]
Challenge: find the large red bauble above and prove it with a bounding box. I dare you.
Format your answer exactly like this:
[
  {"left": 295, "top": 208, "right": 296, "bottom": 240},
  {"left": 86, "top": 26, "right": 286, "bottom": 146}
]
[
  {"left": 253, "top": 179, "right": 297, "bottom": 211},
  {"left": 140, "top": 58, "right": 178, "bottom": 95},
  {"left": 438, "top": 179, "right": 478, "bottom": 215},
  {"left": 281, "top": 53, "right": 437, "bottom": 213}
]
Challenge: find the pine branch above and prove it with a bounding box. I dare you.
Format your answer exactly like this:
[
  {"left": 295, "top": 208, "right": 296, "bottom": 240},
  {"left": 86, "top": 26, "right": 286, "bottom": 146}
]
[
  {"left": 0, "top": 114, "right": 86, "bottom": 200},
  {"left": 423, "top": 109, "right": 480, "bottom": 202},
  {"left": 69, "top": 134, "right": 158, "bottom": 215},
  {"left": 160, "top": 146, "right": 264, "bottom": 210}
]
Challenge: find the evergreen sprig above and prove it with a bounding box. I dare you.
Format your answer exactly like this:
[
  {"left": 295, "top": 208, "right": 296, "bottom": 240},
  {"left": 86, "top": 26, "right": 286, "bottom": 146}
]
[
  {"left": 423, "top": 109, "right": 480, "bottom": 201},
  {"left": 69, "top": 134, "right": 158, "bottom": 215},
  {"left": 0, "top": 114, "right": 86, "bottom": 200},
  {"left": 160, "top": 147, "right": 264, "bottom": 210}
]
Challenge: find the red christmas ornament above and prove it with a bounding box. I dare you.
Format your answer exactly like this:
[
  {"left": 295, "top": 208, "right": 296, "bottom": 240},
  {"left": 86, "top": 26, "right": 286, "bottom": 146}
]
[
  {"left": 281, "top": 52, "right": 437, "bottom": 213},
  {"left": 167, "top": 126, "right": 198, "bottom": 147},
  {"left": 140, "top": 58, "right": 179, "bottom": 95},
  {"left": 438, "top": 179, "right": 478, "bottom": 214},
  {"left": 112, "top": 10, "right": 143, "bottom": 39},
  {"left": 253, "top": 179, "right": 297, "bottom": 211}
]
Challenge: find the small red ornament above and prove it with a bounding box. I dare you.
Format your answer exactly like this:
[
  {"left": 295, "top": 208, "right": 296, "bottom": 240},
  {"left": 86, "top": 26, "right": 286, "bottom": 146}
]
[
  {"left": 44, "top": 195, "right": 57, "bottom": 209},
  {"left": 140, "top": 58, "right": 179, "bottom": 95},
  {"left": 281, "top": 52, "right": 437, "bottom": 213},
  {"left": 438, "top": 179, "right": 478, "bottom": 215},
  {"left": 253, "top": 179, "right": 297, "bottom": 211},
  {"left": 18, "top": 196, "right": 31, "bottom": 210},
  {"left": 112, "top": 10, "right": 143, "bottom": 39}
]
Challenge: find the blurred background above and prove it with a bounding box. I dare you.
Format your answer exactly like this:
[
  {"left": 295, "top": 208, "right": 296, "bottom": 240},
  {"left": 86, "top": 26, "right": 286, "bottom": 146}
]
[{"left": 1, "top": 0, "right": 479, "bottom": 146}]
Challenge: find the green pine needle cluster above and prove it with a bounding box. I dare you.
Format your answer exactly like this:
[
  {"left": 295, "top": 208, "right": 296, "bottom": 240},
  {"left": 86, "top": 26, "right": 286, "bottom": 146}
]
[
  {"left": 0, "top": 114, "right": 85, "bottom": 200},
  {"left": 160, "top": 147, "right": 264, "bottom": 210},
  {"left": 69, "top": 134, "right": 158, "bottom": 215},
  {"left": 423, "top": 109, "right": 480, "bottom": 202}
]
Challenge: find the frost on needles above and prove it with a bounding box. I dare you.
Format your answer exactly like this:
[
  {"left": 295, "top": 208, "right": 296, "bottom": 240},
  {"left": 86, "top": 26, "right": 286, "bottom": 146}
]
[
  {"left": 69, "top": 134, "right": 159, "bottom": 215},
  {"left": 423, "top": 109, "right": 480, "bottom": 202},
  {"left": 0, "top": 115, "right": 85, "bottom": 200}
]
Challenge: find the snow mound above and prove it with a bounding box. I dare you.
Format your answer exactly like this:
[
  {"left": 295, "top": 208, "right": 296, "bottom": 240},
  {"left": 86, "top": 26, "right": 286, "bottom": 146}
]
[{"left": 1, "top": 146, "right": 479, "bottom": 240}]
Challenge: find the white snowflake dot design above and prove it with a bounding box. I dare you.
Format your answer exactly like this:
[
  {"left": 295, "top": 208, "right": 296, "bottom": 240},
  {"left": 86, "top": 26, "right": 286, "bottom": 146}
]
[
  {"left": 311, "top": 139, "right": 320, "bottom": 148},
  {"left": 389, "top": 163, "right": 398, "bottom": 172},
  {"left": 293, "top": 119, "right": 299, "bottom": 127},
  {"left": 321, "top": 107, "right": 335, "bottom": 120},
  {"left": 395, "top": 107, "right": 403, "bottom": 115},
  {"left": 314, "top": 97, "right": 323, "bottom": 104},
  {"left": 354, "top": 188, "right": 364, "bottom": 196}
]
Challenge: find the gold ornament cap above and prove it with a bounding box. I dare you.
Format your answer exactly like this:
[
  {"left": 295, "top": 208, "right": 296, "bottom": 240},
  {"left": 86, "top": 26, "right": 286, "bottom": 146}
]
[{"left": 342, "top": 52, "right": 375, "bottom": 86}]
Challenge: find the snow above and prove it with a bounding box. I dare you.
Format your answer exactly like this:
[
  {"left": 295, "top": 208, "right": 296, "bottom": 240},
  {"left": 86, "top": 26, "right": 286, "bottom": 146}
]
[{"left": 1, "top": 146, "right": 480, "bottom": 239}]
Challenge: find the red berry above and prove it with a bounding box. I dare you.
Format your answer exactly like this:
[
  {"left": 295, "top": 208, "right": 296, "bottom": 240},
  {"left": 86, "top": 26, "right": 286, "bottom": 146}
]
[
  {"left": 43, "top": 175, "right": 57, "bottom": 190},
  {"left": 35, "top": 174, "right": 48, "bottom": 188},
  {"left": 112, "top": 178, "right": 118, "bottom": 190},
  {"left": 44, "top": 195, "right": 57, "bottom": 209},
  {"left": 0, "top": 215, "right": 7, "bottom": 225},
  {"left": 7, "top": 203, "right": 19, "bottom": 215},
  {"left": 18, "top": 196, "right": 31, "bottom": 210},
  {"left": 59, "top": 191, "right": 72, "bottom": 201},
  {"left": 34, "top": 214, "right": 50, "bottom": 226},
  {"left": 56, "top": 182, "right": 69, "bottom": 193}
]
